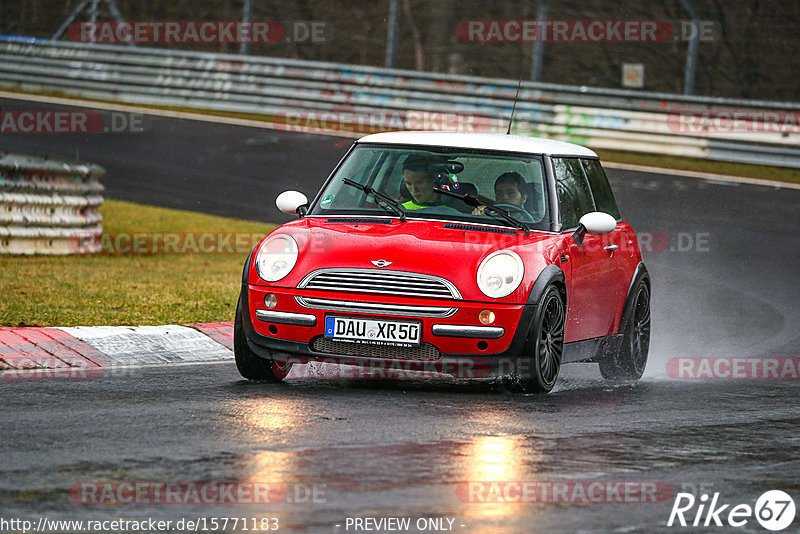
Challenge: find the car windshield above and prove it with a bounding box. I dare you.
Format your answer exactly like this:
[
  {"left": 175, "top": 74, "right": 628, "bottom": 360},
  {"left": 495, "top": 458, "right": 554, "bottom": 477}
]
[{"left": 310, "top": 144, "right": 550, "bottom": 231}]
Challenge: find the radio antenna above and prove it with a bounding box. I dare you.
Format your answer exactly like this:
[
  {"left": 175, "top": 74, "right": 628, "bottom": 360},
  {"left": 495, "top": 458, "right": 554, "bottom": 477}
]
[{"left": 506, "top": 77, "right": 523, "bottom": 135}]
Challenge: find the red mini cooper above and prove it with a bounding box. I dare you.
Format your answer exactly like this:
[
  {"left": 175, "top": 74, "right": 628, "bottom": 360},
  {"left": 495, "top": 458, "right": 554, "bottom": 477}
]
[{"left": 235, "top": 131, "right": 650, "bottom": 393}]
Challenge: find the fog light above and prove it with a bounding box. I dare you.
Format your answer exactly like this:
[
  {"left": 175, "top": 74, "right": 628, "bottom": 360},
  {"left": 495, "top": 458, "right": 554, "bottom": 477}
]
[
  {"left": 264, "top": 293, "right": 278, "bottom": 309},
  {"left": 479, "top": 310, "right": 495, "bottom": 325}
]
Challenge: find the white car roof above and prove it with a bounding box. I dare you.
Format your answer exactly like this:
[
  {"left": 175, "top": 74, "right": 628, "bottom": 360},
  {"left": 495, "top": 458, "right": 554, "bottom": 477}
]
[{"left": 357, "top": 131, "right": 598, "bottom": 157}]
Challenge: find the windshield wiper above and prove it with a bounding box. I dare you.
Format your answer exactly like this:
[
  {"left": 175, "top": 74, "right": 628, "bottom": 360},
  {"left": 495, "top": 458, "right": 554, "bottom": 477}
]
[
  {"left": 342, "top": 178, "right": 407, "bottom": 222},
  {"left": 434, "top": 187, "right": 531, "bottom": 236}
]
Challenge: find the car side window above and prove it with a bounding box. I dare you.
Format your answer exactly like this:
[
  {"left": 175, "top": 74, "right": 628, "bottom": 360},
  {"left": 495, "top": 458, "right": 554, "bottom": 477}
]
[
  {"left": 552, "top": 157, "right": 595, "bottom": 230},
  {"left": 581, "top": 159, "right": 621, "bottom": 220}
]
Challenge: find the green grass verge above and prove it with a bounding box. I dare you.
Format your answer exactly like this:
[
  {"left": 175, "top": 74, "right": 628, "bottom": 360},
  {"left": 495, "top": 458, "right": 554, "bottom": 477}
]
[{"left": 0, "top": 200, "right": 275, "bottom": 327}]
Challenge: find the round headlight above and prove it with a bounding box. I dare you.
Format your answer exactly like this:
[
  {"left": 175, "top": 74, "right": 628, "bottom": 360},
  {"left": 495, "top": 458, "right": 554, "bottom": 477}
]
[
  {"left": 255, "top": 234, "right": 299, "bottom": 282},
  {"left": 477, "top": 250, "right": 524, "bottom": 299}
]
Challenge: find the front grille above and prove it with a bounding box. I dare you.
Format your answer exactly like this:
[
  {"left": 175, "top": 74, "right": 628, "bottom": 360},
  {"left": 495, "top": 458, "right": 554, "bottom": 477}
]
[
  {"left": 298, "top": 269, "right": 461, "bottom": 300},
  {"left": 295, "top": 296, "right": 458, "bottom": 318},
  {"left": 310, "top": 336, "right": 440, "bottom": 361}
]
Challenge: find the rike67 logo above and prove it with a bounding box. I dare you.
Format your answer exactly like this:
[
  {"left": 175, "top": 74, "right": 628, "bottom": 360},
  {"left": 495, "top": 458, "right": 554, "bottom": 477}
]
[{"left": 668, "top": 490, "right": 796, "bottom": 531}]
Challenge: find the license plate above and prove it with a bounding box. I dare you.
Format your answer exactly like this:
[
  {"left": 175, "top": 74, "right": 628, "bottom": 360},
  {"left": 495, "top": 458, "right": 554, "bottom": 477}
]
[{"left": 324, "top": 316, "right": 421, "bottom": 347}]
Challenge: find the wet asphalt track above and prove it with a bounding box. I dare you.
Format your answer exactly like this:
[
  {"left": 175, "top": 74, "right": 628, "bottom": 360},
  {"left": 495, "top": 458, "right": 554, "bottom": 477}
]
[{"left": 1, "top": 96, "right": 799, "bottom": 533}]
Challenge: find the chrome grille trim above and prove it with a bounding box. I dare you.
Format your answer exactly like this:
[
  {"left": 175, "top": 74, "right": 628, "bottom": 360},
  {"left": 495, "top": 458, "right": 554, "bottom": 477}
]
[
  {"left": 297, "top": 268, "right": 462, "bottom": 300},
  {"left": 295, "top": 296, "right": 458, "bottom": 318},
  {"left": 255, "top": 309, "right": 317, "bottom": 326}
]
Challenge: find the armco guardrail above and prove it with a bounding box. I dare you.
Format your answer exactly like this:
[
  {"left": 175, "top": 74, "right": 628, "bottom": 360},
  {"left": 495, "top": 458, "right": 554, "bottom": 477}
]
[
  {"left": 1, "top": 36, "right": 799, "bottom": 168},
  {"left": 0, "top": 151, "right": 104, "bottom": 254}
]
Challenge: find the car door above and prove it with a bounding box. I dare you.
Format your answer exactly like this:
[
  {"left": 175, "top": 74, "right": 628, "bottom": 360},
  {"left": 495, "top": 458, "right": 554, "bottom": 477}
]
[{"left": 552, "top": 157, "right": 628, "bottom": 342}]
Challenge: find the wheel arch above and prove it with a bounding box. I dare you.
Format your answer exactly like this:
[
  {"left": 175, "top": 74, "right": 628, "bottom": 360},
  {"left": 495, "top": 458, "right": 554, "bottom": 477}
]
[
  {"left": 527, "top": 264, "right": 567, "bottom": 309},
  {"left": 242, "top": 249, "right": 254, "bottom": 285},
  {"left": 619, "top": 262, "right": 650, "bottom": 331},
  {"left": 501, "top": 264, "right": 567, "bottom": 393}
]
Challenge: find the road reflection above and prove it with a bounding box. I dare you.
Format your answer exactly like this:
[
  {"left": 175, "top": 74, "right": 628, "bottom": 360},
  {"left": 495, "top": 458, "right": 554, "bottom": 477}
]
[
  {"left": 225, "top": 395, "right": 309, "bottom": 514},
  {"left": 232, "top": 397, "right": 304, "bottom": 433},
  {"left": 458, "top": 435, "right": 531, "bottom": 521}
]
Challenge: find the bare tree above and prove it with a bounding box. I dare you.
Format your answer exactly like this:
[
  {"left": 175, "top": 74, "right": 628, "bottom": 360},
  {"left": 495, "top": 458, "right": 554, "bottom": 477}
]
[{"left": 402, "top": 0, "right": 425, "bottom": 71}]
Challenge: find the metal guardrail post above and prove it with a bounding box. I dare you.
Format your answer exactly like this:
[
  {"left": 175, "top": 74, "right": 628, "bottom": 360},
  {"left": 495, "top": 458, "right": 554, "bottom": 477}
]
[
  {"left": 530, "top": 0, "right": 548, "bottom": 82},
  {"left": 680, "top": 0, "right": 700, "bottom": 96},
  {"left": 385, "top": 0, "right": 400, "bottom": 69},
  {"left": 240, "top": 0, "right": 254, "bottom": 56}
]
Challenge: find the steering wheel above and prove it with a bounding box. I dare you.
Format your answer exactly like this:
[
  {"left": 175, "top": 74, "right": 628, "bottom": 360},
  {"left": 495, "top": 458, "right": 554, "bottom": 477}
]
[{"left": 489, "top": 203, "right": 529, "bottom": 218}]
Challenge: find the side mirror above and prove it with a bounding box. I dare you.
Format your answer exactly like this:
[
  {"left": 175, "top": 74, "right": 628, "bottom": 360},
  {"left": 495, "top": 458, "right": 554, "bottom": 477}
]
[
  {"left": 276, "top": 190, "right": 309, "bottom": 216},
  {"left": 572, "top": 212, "right": 617, "bottom": 246}
]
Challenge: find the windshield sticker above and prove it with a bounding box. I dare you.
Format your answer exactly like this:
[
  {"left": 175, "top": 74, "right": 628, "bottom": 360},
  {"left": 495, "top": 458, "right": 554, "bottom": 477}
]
[{"left": 321, "top": 194, "right": 334, "bottom": 207}]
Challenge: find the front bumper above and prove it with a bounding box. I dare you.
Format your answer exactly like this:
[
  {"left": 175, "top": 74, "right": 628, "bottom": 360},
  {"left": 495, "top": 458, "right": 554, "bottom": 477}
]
[{"left": 242, "top": 284, "right": 538, "bottom": 377}]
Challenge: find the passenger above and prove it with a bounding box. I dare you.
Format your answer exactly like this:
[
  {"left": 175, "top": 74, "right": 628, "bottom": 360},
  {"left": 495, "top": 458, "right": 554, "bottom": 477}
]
[{"left": 472, "top": 172, "right": 529, "bottom": 215}]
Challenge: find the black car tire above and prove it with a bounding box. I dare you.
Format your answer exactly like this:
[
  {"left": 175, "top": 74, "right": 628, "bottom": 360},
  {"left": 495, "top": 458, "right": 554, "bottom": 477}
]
[
  {"left": 505, "top": 285, "right": 565, "bottom": 393},
  {"left": 599, "top": 277, "right": 650, "bottom": 381},
  {"left": 234, "top": 293, "right": 293, "bottom": 382}
]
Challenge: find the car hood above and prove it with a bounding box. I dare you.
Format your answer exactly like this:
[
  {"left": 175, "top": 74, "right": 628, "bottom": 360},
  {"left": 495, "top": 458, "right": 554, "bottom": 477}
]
[{"left": 251, "top": 217, "right": 559, "bottom": 302}]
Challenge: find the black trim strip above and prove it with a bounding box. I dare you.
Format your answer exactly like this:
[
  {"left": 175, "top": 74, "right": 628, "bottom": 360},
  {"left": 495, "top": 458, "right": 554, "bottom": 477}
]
[
  {"left": 443, "top": 223, "right": 518, "bottom": 235},
  {"left": 325, "top": 218, "right": 393, "bottom": 224}
]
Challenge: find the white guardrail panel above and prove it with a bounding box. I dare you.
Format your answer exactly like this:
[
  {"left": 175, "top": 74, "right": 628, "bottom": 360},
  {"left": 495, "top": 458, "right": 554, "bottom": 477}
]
[
  {"left": 1, "top": 36, "right": 799, "bottom": 168},
  {"left": 0, "top": 151, "right": 104, "bottom": 254}
]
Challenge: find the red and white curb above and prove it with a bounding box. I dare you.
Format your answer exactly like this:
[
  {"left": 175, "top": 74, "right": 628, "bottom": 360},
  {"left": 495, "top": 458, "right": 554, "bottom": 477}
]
[{"left": 0, "top": 322, "right": 233, "bottom": 378}]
